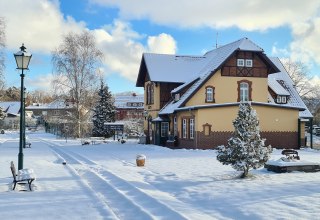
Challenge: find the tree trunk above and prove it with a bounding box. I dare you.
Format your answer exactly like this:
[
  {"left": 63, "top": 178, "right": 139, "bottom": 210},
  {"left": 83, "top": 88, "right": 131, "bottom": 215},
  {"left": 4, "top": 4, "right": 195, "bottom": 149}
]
[{"left": 241, "top": 166, "right": 249, "bottom": 178}]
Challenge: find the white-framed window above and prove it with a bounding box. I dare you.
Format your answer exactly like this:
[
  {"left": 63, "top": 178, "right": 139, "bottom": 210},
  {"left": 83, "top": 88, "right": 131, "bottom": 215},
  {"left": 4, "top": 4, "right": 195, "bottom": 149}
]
[
  {"left": 282, "top": 96, "right": 287, "bottom": 103},
  {"left": 276, "top": 96, "right": 287, "bottom": 104},
  {"left": 161, "top": 122, "right": 169, "bottom": 137},
  {"left": 277, "top": 96, "right": 282, "bottom": 103},
  {"left": 245, "top": 59, "right": 253, "bottom": 67},
  {"left": 240, "top": 82, "right": 249, "bottom": 102},
  {"left": 182, "top": 119, "right": 187, "bottom": 138},
  {"left": 237, "top": 59, "right": 245, "bottom": 67},
  {"left": 206, "top": 87, "right": 214, "bottom": 102},
  {"left": 190, "top": 119, "right": 194, "bottom": 139},
  {"left": 174, "top": 93, "right": 180, "bottom": 102},
  {"left": 173, "top": 117, "right": 177, "bottom": 136}
]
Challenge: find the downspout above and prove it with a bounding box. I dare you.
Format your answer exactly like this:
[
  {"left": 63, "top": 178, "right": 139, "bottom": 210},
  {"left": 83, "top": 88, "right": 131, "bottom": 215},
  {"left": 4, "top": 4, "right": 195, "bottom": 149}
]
[
  {"left": 298, "top": 118, "right": 301, "bottom": 149},
  {"left": 310, "top": 118, "right": 313, "bottom": 149}
]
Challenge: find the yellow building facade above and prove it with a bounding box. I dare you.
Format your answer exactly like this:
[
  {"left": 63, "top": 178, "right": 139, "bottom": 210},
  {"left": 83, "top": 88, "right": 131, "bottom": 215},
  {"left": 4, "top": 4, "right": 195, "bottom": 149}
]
[{"left": 137, "top": 38, "right": 312, "bottom": 149}]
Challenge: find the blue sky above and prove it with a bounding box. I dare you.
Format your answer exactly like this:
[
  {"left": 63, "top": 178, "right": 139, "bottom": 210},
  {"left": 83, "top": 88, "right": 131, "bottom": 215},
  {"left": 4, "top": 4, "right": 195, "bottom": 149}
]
[{"left": 1, "top": 0, "right": 320, "bottom": 95}]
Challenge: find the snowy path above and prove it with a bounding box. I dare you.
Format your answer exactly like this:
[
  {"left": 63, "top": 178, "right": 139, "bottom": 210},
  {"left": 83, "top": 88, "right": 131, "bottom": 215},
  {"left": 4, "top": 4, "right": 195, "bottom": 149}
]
[{"left": 39, "top": 139, "right": 214, "bottom": 220}]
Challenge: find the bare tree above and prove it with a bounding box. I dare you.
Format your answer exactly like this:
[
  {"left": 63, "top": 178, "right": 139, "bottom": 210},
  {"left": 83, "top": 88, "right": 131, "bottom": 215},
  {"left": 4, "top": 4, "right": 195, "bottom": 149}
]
[
  {"left": 52, "top": 31, "right": 103, "bottom": 137},
  {"left": 0, "top": 17, "right": 6, "bottom": 91},
  {"left": 28, "top": 89, "right": 54, "bottom": 104},
  {"left": 281, "top": 59, "right": 320, "bottom": 98}
]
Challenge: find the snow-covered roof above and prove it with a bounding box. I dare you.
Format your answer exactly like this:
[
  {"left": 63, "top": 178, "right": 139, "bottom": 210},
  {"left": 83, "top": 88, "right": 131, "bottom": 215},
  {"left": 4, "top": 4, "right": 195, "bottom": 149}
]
[
  {"left": 142, "top": 53, "right": 207, "bottom": 84},
  {"left": 160, "top": 57, "right": 312, "bottom": 117},
  {"left": 26, "top": 99, "right": 74, "bottom": 110},
  {"left": 155, "top": 38, "right": 312, "bottom": 118},
  {"left": 114, "top": 94, "right": 144, "bottom": 109},
  {"left": 0, "top": 102, "right": 21, "bottom": 115},
  {"left": 138, "top": 37, "right": 311, "bottom": 118},
  {"left": 138, "top": 38, "right": 265, "bottom": 88},
  {"left": 268, "top": 57, "right": 313, "bottom": 118},
  {"left": 268, "top": 78, "right": 290, "bottom": 96},
  {"left": 160, "top": 38, "right": 261, "bottom": 114}
]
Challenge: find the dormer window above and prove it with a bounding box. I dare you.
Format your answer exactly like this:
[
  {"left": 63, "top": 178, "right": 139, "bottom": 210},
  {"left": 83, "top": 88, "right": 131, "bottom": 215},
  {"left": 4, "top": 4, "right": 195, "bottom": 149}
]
[
  {"left": 237, "top": 59, "right": 244, "bottom": 67},
  {"left": 276, "top": 95, "right": 288, "bottom": 104}
]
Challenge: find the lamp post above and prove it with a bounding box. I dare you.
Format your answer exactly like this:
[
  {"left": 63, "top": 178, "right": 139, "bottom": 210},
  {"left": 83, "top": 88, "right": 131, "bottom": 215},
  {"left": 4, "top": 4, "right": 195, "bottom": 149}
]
[{"left": 14, "top": 44, "right": 32, "bottom": 170}]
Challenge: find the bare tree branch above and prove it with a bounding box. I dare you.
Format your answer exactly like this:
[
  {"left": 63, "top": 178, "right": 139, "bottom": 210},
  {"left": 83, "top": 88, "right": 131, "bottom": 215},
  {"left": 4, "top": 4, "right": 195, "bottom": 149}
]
[
  {"left": 281, "top": 59, "right": 320, "bottom": 98},
  {"left": 0, "top": 17, "right": 6, "bottom": 91},
  {"left": 51, "top": 31, "right": 103, "bottom": 137}
]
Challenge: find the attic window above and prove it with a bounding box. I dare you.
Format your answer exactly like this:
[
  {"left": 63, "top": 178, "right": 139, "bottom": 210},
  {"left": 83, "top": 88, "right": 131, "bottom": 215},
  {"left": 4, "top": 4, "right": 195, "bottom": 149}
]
[
  {"left": 276, "top": 95, "right": 288, "bottom": 104},
  {"left": 237, "top": 59, "right": 244, "bottom": 67},
  {"left": 174, "top": 93, "right": 180, "bottom": 102},
  {"left": 245, "top": 59, "right": 253, "bottom": 67}
]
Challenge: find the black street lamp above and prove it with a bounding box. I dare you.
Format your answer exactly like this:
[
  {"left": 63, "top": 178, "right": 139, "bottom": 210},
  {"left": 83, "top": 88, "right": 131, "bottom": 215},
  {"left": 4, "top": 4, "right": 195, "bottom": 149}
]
[{"left": 14, "top": 44, "right": 32, "bottom": 170}]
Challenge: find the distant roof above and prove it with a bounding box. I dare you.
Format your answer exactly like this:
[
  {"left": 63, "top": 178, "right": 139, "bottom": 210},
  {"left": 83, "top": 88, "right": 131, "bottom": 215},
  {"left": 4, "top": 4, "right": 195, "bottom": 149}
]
[
  {"left": 114, "top": 94, "right": 144, "bottom": 109},
  {"left": 0, "top": 102, "right": 20, "bottom": 115},
  {"left": 26, "top": 99, "right": 74, "bottom": 110}
]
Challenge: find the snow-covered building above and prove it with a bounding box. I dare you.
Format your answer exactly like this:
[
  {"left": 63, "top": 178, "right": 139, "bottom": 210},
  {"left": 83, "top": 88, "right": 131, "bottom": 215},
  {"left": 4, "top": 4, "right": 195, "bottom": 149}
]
[
  {"left": 136, "top": 37, "right": 312, "bottom": 149},
  {"left": 0, "top": 101, "right": 21, "bottom": 129},
  {"left": 0, "top": 101, "right": 37, "bottom": 129},
  {"left": 26, "top": 99, "right": 76, "bottom": 123},
  {"left": 114, "top": 93, "right": 144, "bottom": 121}
]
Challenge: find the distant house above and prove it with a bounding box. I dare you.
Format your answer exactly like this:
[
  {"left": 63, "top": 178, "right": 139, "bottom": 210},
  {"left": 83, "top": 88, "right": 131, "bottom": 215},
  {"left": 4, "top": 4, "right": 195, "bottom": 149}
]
[
  {"left": 26, "top": 99, "right": 76, "bottom": 123},
  {"left": 0, "top": 102, "right": 21, "bottom": 129},
  {"left": 0, "top": 101, "right": 37, "bottom": 129},
  {"left": 136, "top": 37, "right": 312, "bottom": 149},
  {"left": 114, "top": 93, "right": 144, "bottom": 121}
]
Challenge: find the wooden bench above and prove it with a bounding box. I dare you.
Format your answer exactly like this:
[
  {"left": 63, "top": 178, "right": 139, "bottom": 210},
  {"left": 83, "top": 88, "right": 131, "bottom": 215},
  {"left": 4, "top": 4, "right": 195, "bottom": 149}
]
[
  {"left": 282, "top": 149, "right": 300, "bottom": 160},
  {"left": 10, "top": 161, "right": 36, "bottom": 191}
]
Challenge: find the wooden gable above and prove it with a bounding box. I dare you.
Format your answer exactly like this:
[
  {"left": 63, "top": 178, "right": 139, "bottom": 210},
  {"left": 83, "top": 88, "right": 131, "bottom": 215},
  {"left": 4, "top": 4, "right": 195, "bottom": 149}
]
[
  {"left": 136, "top": 56, "right": 149, "bottom": 87},
  {"left": 221, "top": 51, "right": 278, "bottom": 77}
]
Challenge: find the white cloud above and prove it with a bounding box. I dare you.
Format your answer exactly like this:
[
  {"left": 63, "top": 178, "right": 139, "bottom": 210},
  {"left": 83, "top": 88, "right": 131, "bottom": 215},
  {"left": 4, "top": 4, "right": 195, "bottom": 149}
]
[
  {"left": 0, "top": 1, "right": 177, "bottom": 85},
  {"left": 147, "top": 33, "right": 176, "bottom": 54},
  {"left": 89, "top": 0, "right": 320, "bottom": 71},
  {"left": 90, "top": 0, "right": 320, "bottom": 31},
  {"left": 289, "top": 18, "right": 320, "bottom": 66},
  {"left": 0, "top": 0, "right": 85, "bottom": 52},
  {"left": 26, "top": 74, "right": 55, "bottom": 91},
  {"left": 94, "top": 21, "right": 177, "bottom": 82}
]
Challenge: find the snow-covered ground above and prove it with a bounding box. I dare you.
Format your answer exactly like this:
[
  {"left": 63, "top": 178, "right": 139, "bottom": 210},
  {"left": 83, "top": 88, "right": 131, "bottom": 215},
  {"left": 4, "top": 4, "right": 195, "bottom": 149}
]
[{"left": 1, "top": 130, "right": 320, "bottom": 220}]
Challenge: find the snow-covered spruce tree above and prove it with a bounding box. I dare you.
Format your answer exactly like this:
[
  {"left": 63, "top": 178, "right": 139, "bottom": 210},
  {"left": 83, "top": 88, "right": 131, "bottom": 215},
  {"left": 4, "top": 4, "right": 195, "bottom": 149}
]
[
  {"left": 216, "top": 102, "right": 272, "bottom": 178},
  {"left": 92, "top": 81, "right": 116, "bottom": 137}
]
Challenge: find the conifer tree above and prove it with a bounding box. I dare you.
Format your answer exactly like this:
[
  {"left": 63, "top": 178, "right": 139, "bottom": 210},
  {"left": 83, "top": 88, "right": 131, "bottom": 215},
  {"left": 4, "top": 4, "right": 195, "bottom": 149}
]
[
  {"left": 92, "top": 81, "right": 116, "bottom": 137},
  {"left": 217, "top": 102, "right": 272, "bottom": 178}
]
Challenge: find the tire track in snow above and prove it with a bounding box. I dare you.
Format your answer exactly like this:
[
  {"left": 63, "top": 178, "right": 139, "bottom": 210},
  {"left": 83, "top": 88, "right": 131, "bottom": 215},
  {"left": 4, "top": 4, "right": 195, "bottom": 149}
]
[
  {"left": 48, "top": 144, "right": 188, "bottom": 220},
  {"left": 40, "top": 141, "right": 119, "bottom": 219}
]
